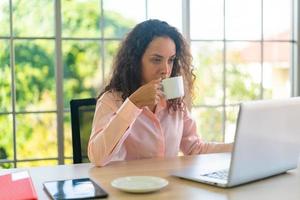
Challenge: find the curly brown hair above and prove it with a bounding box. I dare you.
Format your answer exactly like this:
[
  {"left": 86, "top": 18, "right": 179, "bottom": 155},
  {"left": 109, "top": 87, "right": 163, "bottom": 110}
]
[{"left": 100, "top": 19, "right": 195, "bottom": 111}]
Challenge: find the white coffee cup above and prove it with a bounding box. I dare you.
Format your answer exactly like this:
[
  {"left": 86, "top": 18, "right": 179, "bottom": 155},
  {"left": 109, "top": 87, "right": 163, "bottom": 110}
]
[{"left": 162, "top": 76, "right": 184, "bottom": 100}]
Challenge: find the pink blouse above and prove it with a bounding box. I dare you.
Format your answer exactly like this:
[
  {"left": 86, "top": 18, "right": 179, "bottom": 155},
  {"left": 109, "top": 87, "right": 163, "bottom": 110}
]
[{"left": 88, "top": 91, "right": 231, "bottom": 167}]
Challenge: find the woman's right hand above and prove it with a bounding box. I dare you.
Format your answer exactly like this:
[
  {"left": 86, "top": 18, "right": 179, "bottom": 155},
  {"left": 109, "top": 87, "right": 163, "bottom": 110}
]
[{"left": 129, "top": 79, "right": 164, "bottom": 109}]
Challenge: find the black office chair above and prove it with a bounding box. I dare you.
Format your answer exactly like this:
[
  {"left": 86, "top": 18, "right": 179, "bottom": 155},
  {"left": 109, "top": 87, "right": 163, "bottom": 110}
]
[{"left": 70, "top": 98, "right": 97, "bottom": 164}]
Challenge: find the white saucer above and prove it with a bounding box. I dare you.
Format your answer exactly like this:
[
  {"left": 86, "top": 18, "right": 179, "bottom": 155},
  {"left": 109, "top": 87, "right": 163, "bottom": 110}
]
[{"left": 111, "top": 176, "right": 169, "bottom": 193}]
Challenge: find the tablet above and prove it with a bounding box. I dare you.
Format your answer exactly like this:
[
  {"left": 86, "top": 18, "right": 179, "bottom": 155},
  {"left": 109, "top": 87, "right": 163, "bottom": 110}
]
[{"left": 43, "top": 178, "right": 108, "bottom": 199}]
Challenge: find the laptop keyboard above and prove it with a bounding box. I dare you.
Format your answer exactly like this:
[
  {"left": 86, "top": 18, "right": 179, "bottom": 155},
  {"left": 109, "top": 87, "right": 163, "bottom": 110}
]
[{"left": 202, "top": 169, "right": 229, "bottom": 180}]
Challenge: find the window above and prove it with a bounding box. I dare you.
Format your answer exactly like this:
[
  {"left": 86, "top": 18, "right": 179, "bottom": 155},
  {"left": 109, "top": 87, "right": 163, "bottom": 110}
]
[
  {"left": 190, "top": 0, "right": 297, "bottom": 143},
  {"left": 0, "top": 0, "right": 298, "bottom": 168}
]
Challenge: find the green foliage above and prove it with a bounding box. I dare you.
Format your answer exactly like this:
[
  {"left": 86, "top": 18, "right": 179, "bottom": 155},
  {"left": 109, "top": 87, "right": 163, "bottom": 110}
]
[
  {"left": 62, "top": 0, "right": 101, "bottom": 37},
  {"left": 103, "top": 12, "right": 136, "bottom": 38},
  {"left": 193, "top": 108, "right": 223, "bottom": 142},
  {"left": 0, "top": 1, "right": 11, "bottom": 36},
  {"left": 0, "top": 147, "right": 12, "bottom": 168},
  {"left": 16, "top": 113, "right": 57, "bottom": 159},
  {"left": 193, "top": 44, "right": 223, "bottom": 106},
  {"left": 14, "top": 40, "right": 56, "bottom": 111},
  {"left": 226, "top": 64, "right": 260, "bottom": 103},
  {"left": 0, "top": 40, "right": 11, "bottom": 112},
  {"left": 63, "top": 41, "right": 100, "bottom": 107},
  {"left": 12, "top": 0, "right": 54, "bottom": 37},
  {"left": 0, "top": 115, "right": 13, "bottom": 168}
]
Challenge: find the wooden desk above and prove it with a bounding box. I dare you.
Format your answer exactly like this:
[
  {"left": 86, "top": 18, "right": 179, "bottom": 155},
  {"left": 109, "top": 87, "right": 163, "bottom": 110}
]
[{"left": 24, "top": 153, "right": 300, "bottom": 199}]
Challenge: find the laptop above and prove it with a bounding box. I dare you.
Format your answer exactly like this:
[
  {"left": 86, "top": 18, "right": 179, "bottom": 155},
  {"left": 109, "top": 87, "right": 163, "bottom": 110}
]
[{"left": 172, "top": 98, "right": 300, "bottom": 187}]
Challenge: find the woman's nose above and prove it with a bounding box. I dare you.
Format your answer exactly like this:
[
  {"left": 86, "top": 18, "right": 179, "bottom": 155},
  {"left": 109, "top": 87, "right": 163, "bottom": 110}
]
[{"left": 160, "top": 62, "right": 170, "bottom": 76}]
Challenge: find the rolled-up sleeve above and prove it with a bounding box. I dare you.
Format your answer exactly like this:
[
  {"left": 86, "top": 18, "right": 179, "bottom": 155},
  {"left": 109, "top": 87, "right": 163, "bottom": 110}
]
[{"left": 88, "top": 94, "right": 142, "bottom": 167}]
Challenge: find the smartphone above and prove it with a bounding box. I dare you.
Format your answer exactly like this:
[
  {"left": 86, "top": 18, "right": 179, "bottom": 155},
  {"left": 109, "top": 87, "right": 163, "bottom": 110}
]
[{"left": 43, "top": 177, "right": 108, "bottom": 199}]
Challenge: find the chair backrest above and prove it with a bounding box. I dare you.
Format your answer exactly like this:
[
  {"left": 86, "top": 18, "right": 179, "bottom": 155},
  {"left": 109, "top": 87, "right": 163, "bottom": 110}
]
[{"left": 70, "top": 98, "right": 97, "bottom": 164}]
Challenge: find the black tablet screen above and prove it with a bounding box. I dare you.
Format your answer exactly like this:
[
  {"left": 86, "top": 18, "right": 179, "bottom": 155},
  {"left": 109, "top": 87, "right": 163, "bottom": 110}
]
[{"left": 43, "top": 178, "right": 108, "bottom": 199}]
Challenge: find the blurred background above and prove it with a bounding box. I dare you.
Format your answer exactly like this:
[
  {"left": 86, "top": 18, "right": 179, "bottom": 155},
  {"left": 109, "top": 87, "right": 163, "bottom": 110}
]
[{"left": 0, "top": 0, "right": 298, "bottom": 168}]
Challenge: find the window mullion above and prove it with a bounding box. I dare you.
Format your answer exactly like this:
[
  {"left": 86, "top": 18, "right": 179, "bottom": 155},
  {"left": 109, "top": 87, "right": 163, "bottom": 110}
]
[
  {"left": 9, "top": 0, "right": 17, "bottom": 168},
  {"left": 54, "top": 0, "right": 64, "bottom": 165},
  {"left": 294, "top": 0, "right": 300, "bottom": 96},
  {"left": 222, "top": 0, "right": 226, "bottom": 142},
  {"left": 182, "top": 0, "right": 190, "bottom": 43}
]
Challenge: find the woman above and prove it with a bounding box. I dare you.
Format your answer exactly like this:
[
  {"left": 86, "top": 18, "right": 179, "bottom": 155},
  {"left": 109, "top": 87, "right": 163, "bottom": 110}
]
[{"left": 88, "top": 19, "right": 232, "bottom": 167}]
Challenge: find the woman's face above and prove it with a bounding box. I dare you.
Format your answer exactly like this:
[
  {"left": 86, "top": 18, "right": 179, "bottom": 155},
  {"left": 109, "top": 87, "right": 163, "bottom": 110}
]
[{"left": 141, "top": 36, "right": 176, "bottom": 84}]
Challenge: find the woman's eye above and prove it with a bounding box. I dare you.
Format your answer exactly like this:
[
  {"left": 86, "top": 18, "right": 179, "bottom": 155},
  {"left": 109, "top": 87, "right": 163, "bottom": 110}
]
[{"left": 151, "top": 58, "right": 161, "bottom": 63}]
